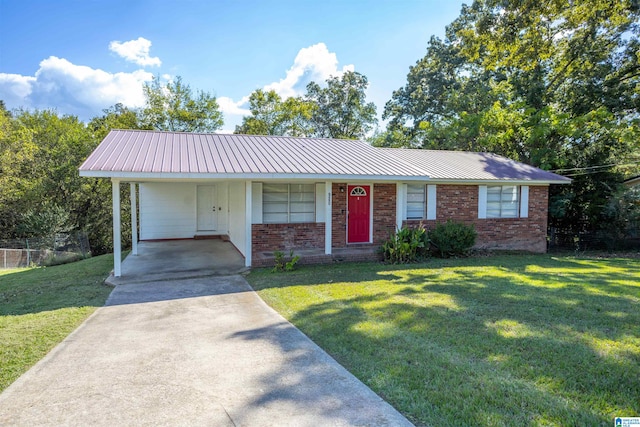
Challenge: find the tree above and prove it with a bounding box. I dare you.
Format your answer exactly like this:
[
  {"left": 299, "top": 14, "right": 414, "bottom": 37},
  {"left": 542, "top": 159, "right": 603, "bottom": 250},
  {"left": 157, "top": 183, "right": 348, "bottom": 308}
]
[
  {"left": 382, "top": 0, "right": 640, "bottom": 237},
  {"left": 0, "top": 107, "right": 132, "bottom": 254},
  {"left": 0, "top": 109, "right": 93, "bottom": 238},
  {"left": 234, "top": 89, "right": 313, "bottom": 136},
  {"left": 88, "top": 103, "right": 143, "bottom": 139},
  {"left": 236, "top": 72, "right": 377, "bottom": 140},
  {"left": 140, "top": 76, "right": 223, "bottom": 132},
  {"left": 305, "top": 71, "right": 377, "bottom": 139}
]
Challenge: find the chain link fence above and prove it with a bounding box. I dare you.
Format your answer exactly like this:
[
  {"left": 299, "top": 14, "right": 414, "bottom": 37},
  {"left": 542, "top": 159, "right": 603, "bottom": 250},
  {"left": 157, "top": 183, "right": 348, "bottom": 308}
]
[
  {"left": 548, "top": 222, "right": 640, "bottom": 252},
  {"left": 0, "top": 232, "right": 91, "bottom": 269}
]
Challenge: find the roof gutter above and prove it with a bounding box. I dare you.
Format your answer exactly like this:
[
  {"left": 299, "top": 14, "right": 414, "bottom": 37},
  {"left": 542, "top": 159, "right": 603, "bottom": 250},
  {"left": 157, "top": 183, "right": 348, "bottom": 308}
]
[
  {"left": 78, "top": 170, "right": 432, "bottom": 182},
  {"left": 79, "top": 170, "right": 570, "bottom": 185}
]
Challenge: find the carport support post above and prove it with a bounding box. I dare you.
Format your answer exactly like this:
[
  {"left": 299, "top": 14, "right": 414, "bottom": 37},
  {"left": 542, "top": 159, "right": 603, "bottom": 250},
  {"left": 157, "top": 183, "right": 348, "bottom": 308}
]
[
  {"left": 325, "top": 181, "right": 332, "bottom": 255},
  {"left": 130, "top": 183, "right": 138, "bottom": 256},
  {"left": 244, "top": 181, "right": 252, "bottom": 267},
  {"left": 112, "top": 179, "right": 122, "bottom": 277}
]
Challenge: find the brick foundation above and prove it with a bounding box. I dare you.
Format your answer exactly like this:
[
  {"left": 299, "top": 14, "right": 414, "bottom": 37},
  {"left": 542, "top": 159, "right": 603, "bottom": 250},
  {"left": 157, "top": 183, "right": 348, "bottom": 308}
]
[
  {"left": 251, "top": 247, "right": 383, "bottom": 268},
  {"left": 252, "top": 222, "right": 325, "bottom": 261}
]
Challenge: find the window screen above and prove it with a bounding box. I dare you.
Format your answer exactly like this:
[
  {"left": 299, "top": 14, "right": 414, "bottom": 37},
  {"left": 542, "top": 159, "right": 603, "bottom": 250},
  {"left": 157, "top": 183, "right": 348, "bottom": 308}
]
[
  {"left": 406, "top": 184, "right": 426, "bottom": 219},
  {"left": 263, "top": 183, "right": 315, "bottom": 223},
  {"left": 486, "top": 186, "right": 519, "bottom": 218}
]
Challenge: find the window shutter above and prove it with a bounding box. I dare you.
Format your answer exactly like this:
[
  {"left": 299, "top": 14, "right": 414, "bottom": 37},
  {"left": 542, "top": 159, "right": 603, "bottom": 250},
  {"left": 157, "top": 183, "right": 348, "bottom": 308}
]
[
  {"left": 478, "top": 186, "right": 487, "bottom": 219},
  {"left": 520, "top": 186, "right": 529, "bottom": 218},
  {"left": 427, "top": 185, "right": 437, "bottom": 220},
  {"left": 315, "top": 183, "right": 325, "bottom": 222}
]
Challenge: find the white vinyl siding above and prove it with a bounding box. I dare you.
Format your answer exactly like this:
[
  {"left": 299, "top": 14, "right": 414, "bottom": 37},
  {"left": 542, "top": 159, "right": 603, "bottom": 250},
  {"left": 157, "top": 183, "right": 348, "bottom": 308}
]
[
  {"left": 406, "top": 184, "right": 426, "bottom": 219},
  {"left": 263, "top": 183, "right": 315, "bottom": 223},
  {"left": 486, "top": 186, "right": 519, "bottom": 218},
  {"left": 139, "top": 183, "right": 196, "bottom": 239}
]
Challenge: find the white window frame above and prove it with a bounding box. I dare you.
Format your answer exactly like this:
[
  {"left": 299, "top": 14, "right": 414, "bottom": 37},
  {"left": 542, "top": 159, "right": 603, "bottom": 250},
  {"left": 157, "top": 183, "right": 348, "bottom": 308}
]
[
  {"left": 401, "top": 184, "right": 436, "bottom": 221},
  {"left": 262, "top": 183, "right": 316, "bottom": 224},
  {"left": 480, "top": 185, "right": 526, "bottom": 219}
]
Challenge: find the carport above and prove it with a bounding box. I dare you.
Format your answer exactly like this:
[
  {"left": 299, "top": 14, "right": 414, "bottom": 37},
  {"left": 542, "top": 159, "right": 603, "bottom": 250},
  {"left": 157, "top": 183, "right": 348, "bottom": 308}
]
[{"left": 106, "top": 239, "right": 247, "bottom": 285}]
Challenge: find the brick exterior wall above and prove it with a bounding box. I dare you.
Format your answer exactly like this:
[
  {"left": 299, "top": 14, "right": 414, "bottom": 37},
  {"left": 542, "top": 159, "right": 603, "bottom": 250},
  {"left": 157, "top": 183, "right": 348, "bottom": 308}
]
[
  {"left": 252, "top": 223, "right": 325, "bottom": 259},
  {"left": 332, "top": 183, "right": 347, "bottom": 248},
  {"left": 372, "top": 183, "right": 397, "bottom": 244},
  {"left": 404, "top": 185, "right": 549, "bottom": 253},
  {"left": 251, "top": 183, "right": 549, "bottom": 267}
]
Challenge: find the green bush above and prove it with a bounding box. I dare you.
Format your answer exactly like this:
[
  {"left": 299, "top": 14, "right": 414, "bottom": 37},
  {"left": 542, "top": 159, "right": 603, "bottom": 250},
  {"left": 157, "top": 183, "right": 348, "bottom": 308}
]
[
  {"left": 428, "top": 220, "right": 477, "bottom": 258},
  {"left": 382, "top": 225, "right": 429, "bottom": 264},
  {"left": 272, "top": 249, "right": 300, "bottom": 272}
]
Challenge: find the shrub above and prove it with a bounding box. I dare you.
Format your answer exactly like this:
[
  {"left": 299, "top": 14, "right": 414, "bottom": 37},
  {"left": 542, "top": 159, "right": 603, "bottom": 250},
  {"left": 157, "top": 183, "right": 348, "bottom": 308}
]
[
  {"left": 428, "top": 220, "right": 477, "bottom": 258},
  {"left": 272, "top": 249, "right": 300, "bottom": 272},
  {"left": 382, "top": 225, "right": 429, "bottom": 264}
]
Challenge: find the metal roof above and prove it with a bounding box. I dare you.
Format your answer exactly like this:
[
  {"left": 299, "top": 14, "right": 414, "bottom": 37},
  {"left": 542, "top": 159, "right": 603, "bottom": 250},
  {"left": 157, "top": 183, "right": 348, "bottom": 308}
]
[
  {"left": 383, "top": 148, "right": 570, "bottom": 183},
  {"left": 79, "top": 130, "right": 427, "bottom": 180},
  {"left": 79, "top": 130, "right": 570, "bottom": 184}
]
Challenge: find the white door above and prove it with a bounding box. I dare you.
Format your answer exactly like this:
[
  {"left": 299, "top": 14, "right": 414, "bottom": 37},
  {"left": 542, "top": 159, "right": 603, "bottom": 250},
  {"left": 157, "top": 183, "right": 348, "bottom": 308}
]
[{"left": 197, "top": 185, "right": 218, "bottom": 231}]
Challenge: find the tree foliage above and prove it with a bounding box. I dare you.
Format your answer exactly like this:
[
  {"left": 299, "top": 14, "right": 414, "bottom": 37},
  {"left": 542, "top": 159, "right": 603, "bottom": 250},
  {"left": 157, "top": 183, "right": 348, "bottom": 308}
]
[
  {"left": 305, "top": 71, "right": 377, "bottom": 139},
  {"left": 141, "top": 75, "right": 223, "bottom": 132},
  {"left": 235, "top": 71, "right": 377, "bottom": 140},
  {"left": 88, "top": 103, "right": 144, "bottom": 139},
  {"left": 234, "top": 89, "right": 314, "bottom": 136},
  {"left": 0, "top": 109, "right": 111, "bottom": 247},
  {"left": 381, "top": 0, "right": 640, "bottom": 236}
]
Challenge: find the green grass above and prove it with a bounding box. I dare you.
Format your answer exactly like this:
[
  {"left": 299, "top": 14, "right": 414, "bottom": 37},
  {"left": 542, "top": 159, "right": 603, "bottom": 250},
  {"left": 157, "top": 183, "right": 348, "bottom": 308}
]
[
  {"left": 0, "top": 255, "right": 114, "bottom": 391},
  {"left": 247, "top": 254, "right": 640, "bottom": 426}
]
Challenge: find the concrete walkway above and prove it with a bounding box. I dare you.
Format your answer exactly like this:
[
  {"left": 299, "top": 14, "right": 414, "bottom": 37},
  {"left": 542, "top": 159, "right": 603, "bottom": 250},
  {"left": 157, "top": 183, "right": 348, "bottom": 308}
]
[{"left": 0, "top": 274, "right": 413, "bottom": 426}]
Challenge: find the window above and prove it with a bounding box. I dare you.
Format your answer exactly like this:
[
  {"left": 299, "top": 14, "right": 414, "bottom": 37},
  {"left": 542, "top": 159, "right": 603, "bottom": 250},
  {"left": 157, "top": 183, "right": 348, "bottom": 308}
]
[
  {"left": 263, "top": 183, "right": 315, "bottom": 223},
  {"left": 486, "top": 186, "right": 519, "bottom": 218},
  {"left": 406, "top": 184, "right": 426, "bottom": 219},
  {"left": 350, "top": 186, "right": 367, "bottom": 196}
]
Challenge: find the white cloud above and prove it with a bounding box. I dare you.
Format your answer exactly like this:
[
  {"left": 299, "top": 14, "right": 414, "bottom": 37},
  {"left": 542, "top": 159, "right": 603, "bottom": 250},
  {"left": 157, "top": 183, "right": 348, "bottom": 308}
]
[
  {"left": 109, "top": 37, "right": 161, "bottom": 67},
  {"left": 264, "top": 43, "right": 354, "bottom": 98},
  {"left": 217, "top": 95, "right": 251, "bottom": 117},
  {"left": 0, "top": 56, "right": 154, "bottom": 119},
  {"left": 0, "top": 73, "right": 35, "bottom": 108},
  {"left": 218, "top": 43, "right": 354, "bottom": 132},
  {"left": 215, "top": 128, "right": 234, "bottom": 135}
]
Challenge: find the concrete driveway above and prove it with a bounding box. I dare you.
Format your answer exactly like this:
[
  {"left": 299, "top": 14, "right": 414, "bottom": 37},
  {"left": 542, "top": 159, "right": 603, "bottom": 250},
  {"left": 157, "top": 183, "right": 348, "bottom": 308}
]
[
  {"left": 107, "top": 239, "right": 248, "bottom": 285},
  {"left": 0, "top": 273, "right": 413, "bottom": 426}
]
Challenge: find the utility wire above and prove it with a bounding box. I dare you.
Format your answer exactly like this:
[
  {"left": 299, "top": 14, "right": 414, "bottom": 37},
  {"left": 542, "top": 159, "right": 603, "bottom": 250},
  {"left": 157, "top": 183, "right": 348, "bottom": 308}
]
[{"left": 550, "top": 162, "right": 639, "bottom": 173}]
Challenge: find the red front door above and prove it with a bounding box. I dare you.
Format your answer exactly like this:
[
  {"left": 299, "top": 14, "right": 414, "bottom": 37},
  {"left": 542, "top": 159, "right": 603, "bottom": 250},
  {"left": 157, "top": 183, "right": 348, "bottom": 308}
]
[{"left": 347, "top": 185, "right": 370, "bottom": 243}]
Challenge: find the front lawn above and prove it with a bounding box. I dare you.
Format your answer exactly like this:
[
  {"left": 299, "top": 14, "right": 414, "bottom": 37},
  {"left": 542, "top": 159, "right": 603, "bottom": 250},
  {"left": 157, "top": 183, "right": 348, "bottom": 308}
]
[
  {"left": 247, "top": 254, "right": 640, "bottom": 426},
  {"left": 0, "top": 255, "right": 113, "bottom": 391}
]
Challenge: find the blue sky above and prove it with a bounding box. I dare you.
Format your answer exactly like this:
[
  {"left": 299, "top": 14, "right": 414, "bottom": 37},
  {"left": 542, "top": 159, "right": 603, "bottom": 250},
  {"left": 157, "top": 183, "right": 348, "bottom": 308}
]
[{"left": 0, "top": 0, "right": 465, "bottom": 132}]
